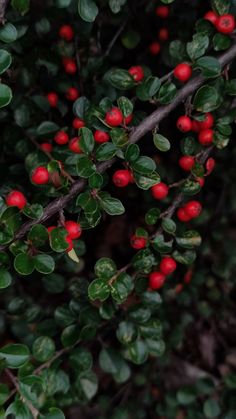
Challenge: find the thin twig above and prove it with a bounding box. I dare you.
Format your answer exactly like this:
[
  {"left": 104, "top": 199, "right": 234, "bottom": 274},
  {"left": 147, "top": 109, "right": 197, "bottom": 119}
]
[{"left": 104, "top": 17, "right": 129, "bottom": 57}]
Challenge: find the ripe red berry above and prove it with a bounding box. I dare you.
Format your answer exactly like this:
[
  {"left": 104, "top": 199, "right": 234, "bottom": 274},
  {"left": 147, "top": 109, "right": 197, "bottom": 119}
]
[
  {"left": 65, "top": 221, "right": 82, "bottom": 239},
  {"left": 47, "top": 92, "right": 58, "bottom": 108},
  {"left": 40, "top": 143, "right": 53, "bottom": 153},
  {"left": 149, "top": 271, "right": 166, "bottom": 290},
  {"left": 63, "top": 58, "right": 77, "bottom": 74},
  {"left": 6, "top": 190, "right": 27, "bottom": 210},
  {"left": 204, "top": 10, "right": 218, "bottom": 26},
  {"left": 215, "top": 14, "right": 235, "bottom": 34},
  {"left": 47, "top": 226, "right": 56, "bottom": 233},
  {"left": 94, "top": 130, "right": 110, "bottom": 143},
  {"left": 59, "top": 25, "right": 74, "bottom": 41},
  {"left": 151, "top": 182, "right": 169, "bottom": 200},
  {"left": 198, "top": 129, "right": 214, "bottom": 146},
  {"left": 149, "top": 42, "right": 161, "bottom": 55},
  {"left": 65, "top": 235, "right": 73, "bottom": 252},
  {"left": 174, "top": 63, "right": 192, "bottom": 82},
  {"left": 206, "top": 157, "right": 215, "bottom": 175},
  {"left": 191, "top": 120, "right": 200, "bottom": 132},
  {"left": 196, "top": 113, "right": 214, "bottom": 131},
  {"left": 54, "top": 130, "right": 69, "bottom": 145},
  {"left": 128, "top": 66, "right": 144, "bottom": 82},
  {"left": 69, "top": 137, "right": 82, "bottom": 153},
  {"left": 155, "top": 5, "right": 169, "bottom": 18},
  {"left": 112, "top": 169, "right": 131, "bottom": 187},
  {"left": 184, "top": 269, "right": 193, "bottom": 284},
  {"left": 177, "top": 207, "right": 191, "bottom": 222},
  {"left": 160, "top": 256, "right": 177, "bottom": 276},
  {"left": 66, "top": 87, "right": 79, "bottom": 101},
  {"left": 179, "top": 156, "right": 195, "bottom": 171},
  {"left": 158, "top": 28, "right": 169, "bottom": 41},
  {"left": 123, "top": 113, "right": 133, "bottom": 125},
  {"left": 31, "top": 166, "right": 50, "bottom": 185},
  {"left": 130, "top": 235, "right": 147, "bottom": 250},
  {"left": 197, "top": 177, "right": 205, "bottom": 187},
  {"left": 73, "top": 118, "right": 85, "bottom": 129},
  {"left": 177, "top": 116, "right": 192, "bottom": 133},
  {"left": 105, "top": 107, "right": 123, "bottom": 127},
  {"left": 185, "top": 200, "right": 202, "bottom": 219}
]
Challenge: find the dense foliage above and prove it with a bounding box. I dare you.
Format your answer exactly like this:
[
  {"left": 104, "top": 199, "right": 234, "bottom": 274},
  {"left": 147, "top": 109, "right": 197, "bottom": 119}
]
[{"left": 0, "top": 0, "right": 236, "bottom": 417}]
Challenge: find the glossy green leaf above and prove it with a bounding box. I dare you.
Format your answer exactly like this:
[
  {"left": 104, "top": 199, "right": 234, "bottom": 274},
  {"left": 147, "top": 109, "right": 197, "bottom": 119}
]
[
  {"left": 153, "top": 133, "right": 171, "bottom": 152},
  {"left": 187, "top": 34, "right": 209, "bottom": 60},
  {"left": 0, "top": 23, "right": 17, "bottom": 43},
  {"left": 78, "top": 0, "right": 98, "bottom": 22},
  {"left": 14, "top": 253, "right": 35, "bottom": 275},
  {"left": 94, "top": 257, "right": 117, "bottom": 279},
  {"left": 0, "top": 49, "right": 12, "bottom": 74},
  {"left": 195, "top": 56, "right": 221, "bottom": 78},
  {"left": 34, "top": 254, "right": 55, "bottom": 274},
  {"left": 0, "top": 344, "right": 30, "bottom": 368},
  {"left": 0, "top": 268, "right": 12, "bottom": 289},
  {"left": 32, "top": 336, "right": 55, "bottom": 362},
  {"left": 80, "top": 127, "right": 95, "bottom": 154},
  {"left": 11, "top": 0, "right": 30, "bottom": 14},
  {"left": 88, "top": 278, "right": 110, "bottom": 301},
  {"left": 0, "top": 84, "right": 12, "bottom": 108}
]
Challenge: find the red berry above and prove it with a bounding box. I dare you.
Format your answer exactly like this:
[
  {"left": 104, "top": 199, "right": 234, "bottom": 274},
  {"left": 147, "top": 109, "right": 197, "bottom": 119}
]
[
  {"left": 191, "top": 120, "right": 200, "bottom": 132},
  {"left": 149, "top": 42, "right": 161, "bottom": 55},
  {"left": 66, "top": 87, "right": 79, "bottom": 101},
  {"left": 151, "top": 182, "right": 169, "bottom": 200},
  {"left": 123, "top": 113, "right": 133, "bottom": 125},
  {"left": 6, "top": 190, "right": 27, "bottom": 210},
  {"left": 160, "top": 256, "right": 177, "bottom": 276},
  {"left": 149, "top": 271, "right": 166, "bottom": 290},
  {"left": 177, "top": 116, "right": 192, "bottom": 133},
  {"left": 65, "top": 220, "right": 82, "bottom": 239},
  {"left": 31, "top": 166, "right": 50, "bottom": 185},
  {"left": 198, "top": 129, "right": 214, "bottom": 146},
  {"left": 65, "top": 235, "right": 73, "bottom": 252},
  {"left": 206, "top": 157, "right": 215, "bottom": 175},
  {"left": 215, "top": 14, "right": 235, "bottom": 34},
  {"left": 197, "top": 177, "right": 205, "bottom": 187},
  {"left": 179, "top": 156, "right": 195, "bottom": 171},
  {"left": 59, "top": 25, "right": 74, "bottom": 41},
  {"left": 175, "top": 284, "right": 183, "bottom": 294},
  {"left": 155, "top": 5, "right": 169, "bottom": 18},
  {"left": 174, "top": 63, "right": 192, "bottom": 82},
  {"left": 112, "top": 169, "right": 131, "bottom": 187},
  {"left": 63, "top": 58, "right": 77, "bottom": 74},
  {"left": 105, "top": 107, "right": 123, "bottom": 127},
  {"left": 40, "top": 143, "right": 53, "bottom": 153},
  {"left": 130, "top": 235, "right": 147, "bottom": 250},
  {"left": 204, "top": 10, "right": 219, "bottom": 26},
  {"left": 177, "top": 207, "right": 191, "bottom": 222},
  {"left": 128, "top": 66, "right": 144, "bottom": 82},
  {"left": 47, "top": 92, "right": 58, "bottom": 108},
  {"left": 47, "top": 226, "right": 56, "bottom": 233},
  {"left": 196, "top": 113, "right": 214, "bottom": 131},
  {"left": 69, "top": 137, "right": 82, "bottom": 153},
  {"left": 184, "top": 269, "right": 193, "bottom": 284},
  {"left": 54, "top": 130, "right": 69, "bottom": 145},
  {"left": 185, "top": 200, "right": 202, "bottom": 219},
  {"left": 158, "top": 28, "right": 169, "bottom": 41},
  {"left": 73, "top": 118, "right": 85, "bottom": 129},
  {"left": 94, "top": 130, "right": 110, "bottom": 143}
]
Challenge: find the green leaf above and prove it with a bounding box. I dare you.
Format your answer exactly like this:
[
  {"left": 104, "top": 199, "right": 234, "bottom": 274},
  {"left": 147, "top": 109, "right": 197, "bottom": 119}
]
[
  {"left": 225, "top": 79, "right": 236, "bottom": 96},
  {"left": 132, "top": 156, "right": 156, "bottom": 175},
  {"left": 111, "top": 273, "right": 134, "bottom": 304},
  {"left": 99, "top": 194, "right": 125, "bottom": 215},
  {"left": 61, "top": 325, "right": 80, "bottom": 347},
  {"left": 134, "top": 171, "right": 161, "bottom": 190},
  {"left": 132, "top": 249, "right": 155, "bottom": 273},
  {"left": 110, "top": 128, "right": 128, "bottom": 147},
  {"left": 88, "top": 278, "right": 110, "bottom": 301},
  {"left": 76, "top": 371, "right": 98, "bottom": 400},
  {"left": 36, "top": 121, "right": 59, "bottom": 136},
  {"left": 28, "top": 224, "right": 48, "bottom": 248},
  {"left": 145, "top": 208, "right": 160, "bottom": 225},
  {"left": 80, "top": 127, "right": 95, "bottom": 154},
  {"left": 182, "top": 179, "right": 201, "bottom": 195},
  {"left": 0, "top": 84, "right": 12, "bottom": 108},
  {"left": 78, "top": 0, "right": 98, "bottom": 22},
  {"left": 77, "top": 156, "right": 96, "bottom": 177},
  {"left": 203, "top": 399, "right": 221, "bottom": 418},
  {"left": 195, "top": 56, "right": 221, "bottom": 78},
  {"left": 105, "top": 68, "right": 135, "bottom": 90},
  {"left": 173, "top": 249, "right": 196, "bottom": 265},
  {"left": 213, "top": 33, "right": 231, "bottom": 51},
  {"left": 73, "top": 96, "right": 90, "bottom": 118},
  {"left": 0, "top": 23, "right": 18, "bottom": 43},
  {"left": 162, "top": 218, "right": 176, "bottom": 234},
  {"left": 117, "top": 96, "right": 133, "bottom": 117},
  {"left": 153, "top": 133, "right": 171, "bottom": 152},
  {"left": 116, "top": 321, "right": 138, "bottom": 344},
  {"left": 14, "top": 253, "right": 35, "bottom": 276},
  {"left": 0, "top": 384, "right": 9, "bottom": 405},
  {"left": 177, "top": 387, "right": 197, "bottom": 405},
  {"left": 88, "top": 172, "right": 103, "bottom": 189},
  {"left": 34, "top": 254, "right": 55, "bottom": 274},
  {"left": 94, "top": 257, "right": 117, "bottom": 279},
  {"left": 146, "top": 338, "right": 165, "bottom": 356},
  {"left": 42, "top": 273, "right": 65, "bottom": 294},
  {"left": 32, "top": 336, "right": 55, "bottom": 362},
  {"left": 193, "top": 85, "right": 221, "bottom": 112},
  {"left": 121, "top": 29, "right": 140, "bottom": 49},
  {"left": 11, "top": 0, "right": 30, "bottom": 14},
  {"left": 124, "top": 340, "right": 148, "bottom": 365},
  {"left": 136, "top": 76, "right": 161, "bottom": 101},
  {"left": 23, "top": 204, "right": 43, "bottom": 220},
  {"left": 0, "top": 50, "right": 12, "bottom": 74},
  {"left": 5, "top": 400, "right": 31, "bottom": 419},
  {"left": 176, "top": 230, "right": 202, "bottom": 249},
  {"left": 49, "top": 227, "right": 68, "bottom": 253},
  {"left": 157, "top": 82, "right": 177, "bottom": 104},
  {"left": 152, "top": 234, "right": 173, "bottom": 253},
  {"left": 42, "top": 408, "right": 65, "bottom": 419},
  {"left": 96, "top": 142, "right": 117, "bottom": 161},
  {"left": 0, "top": 344, "right": 30, "bottom": 368},
  {"left": 169, "top": 40, "right": 186, "bottom": 63},
  {"left": 212, "top": 0, "right": 230, "bottom": 15},
  {"left": 187, "top": 34, "right": 209, "bottom": 60},
  {"left": 0, "top": 268, "right": 12, "bottom": 289},
  {"left": 125, "top": 144, "right": 140, "bottom": 162},
  {"left": 109, "top": 0, "right": 126, "bottom": 13}
]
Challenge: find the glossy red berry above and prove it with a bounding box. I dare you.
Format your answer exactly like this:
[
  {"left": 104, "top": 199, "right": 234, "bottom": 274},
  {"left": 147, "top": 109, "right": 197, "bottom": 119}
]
[
  {"left": 40, "top": 143, "right": 53, "bottom": 153},
  {"left": 196, "top": 113, "right": 214, "bottom": 131},
  {"left": 177, "top": 207, "right": 191, "bottom": 222},
  {"left": 155, "top": 5, "right": 169, "bottom": 18},
  {"left": 47, "top": 92, "right": 58, "bottom": 108},
  {"left": 215, "top": 14, "right": 235, "bottom": 34},
  {"left": 160, "top": 256, "right": 177, "bottom": 276},
  {"left": 158, "top": 28, "right": 169, "bottom": 41},
  {"left": 174, "top": 63, "right": 192, "bottom": 82},
  {"left": 191, "top": 120, "right": 200, "bottom": 132},
  {"left": 204, "top": 10, "right": 218, "bottom": 26},
  {"left": 59, "top": 25, "right": 74, "bottom": 41},
  {"left": 73, "top": 118, "right": 85, "bottom": 129},
  {"left": 6, "top": 190, "right": 27, "bottom": 210},
  {"left": 69, "top": 137, "right": 82, "bottom": 153},
  {"left": 206, "top": 157, "right": 215, "bottom": 175},
  {"left": 63, "top": 58, "right": 77, "bottom": 74},
  {"left": 105, "top": 107, "right": 123, "bottom": 127},
  {"left": 94, "top": 130, "right": 110, "bottom": 143},
  {"left": 112, "top": 169, "right": 131, "bottom": 187},
  {"left": 31, "top": 167, "right": 50, "bottom": 185},
  {"left": 179, "top": 156, "right": 195, "bottom": 171},
  {"left": 149, "top": 42, "right": 161, "bottom": 55},
  {"left": 198, "top": 129, "right": 214, "bottom": 146},
  {"left": 47, "top": 226, "right": 56, "bottom": 233},
  {"left": 197, "top": 177, "right": 205, "bottom": 187},
  {"left": 66, "top": 87, "right": 79, "bottom": 101},
  {"left": 149, "top": 271, "right": 166, "bottom": 290},
  {"left": 185, "top": 200, "right": 202, "bottom": 219},
  {"left": 65, "top": 221, "right": 82, "bottom": 239},
  {"left": 177, "top": 116, "right": 192, "bottom": 133},
  {"left": 128, "top": 66, "right": 144, "bottom": 82},
  {"left": 123, "top": 113, "right": 133, "bottom": 125},
  {"left": 151, "top": 182, "right": 169, "bottom": 200},
  {"left": 65, "top": 235, "right": 73, "bottom": 252},
  {"left": 130, "top": 235, "right": 147, "bottom": 250},
  {"left": 54, "top": 131, "right": 69, "bottom": 145}
]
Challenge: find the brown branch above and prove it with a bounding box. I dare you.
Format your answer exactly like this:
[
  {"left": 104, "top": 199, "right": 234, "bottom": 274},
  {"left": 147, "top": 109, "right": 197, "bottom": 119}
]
[{"left": 0, "top": 0, "right": 8, "bottom": 24}]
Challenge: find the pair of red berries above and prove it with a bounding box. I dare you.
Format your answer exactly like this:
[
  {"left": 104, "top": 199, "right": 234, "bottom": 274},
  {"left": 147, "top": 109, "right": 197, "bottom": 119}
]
[
  {"left": 128, "top": 65, "right": 144, "bottom": 82},
  {"left": 6, "top": 190, "right": 27, "bottom": 210},
  {"left": 149, "top": 28, "right": 169, "bottom": 56},
  {"left": 177, "top": 114, "right": 215, "bottom": 146},
  {"left": 149, "top": 256, "right": 177, "bottom": 290},
  {"left": 47, "top": 87, "right": 79, "bottom": 107},
  {"left": 204, "top": 11, "right": 235, "bottom": 34},
  {"left": 112, "top": 169, "right": 133, "bottom": 187},
  {"left": 151, "top": 182, "right": 169, "bottom": 200},
  {"left": 48, "top": 221, "right": 82, "bottom": 253},
  {"left": 105, "top": 107, "right": 133, "bottom": 127},
  {"left": 177, "top": 200, "right": 202, "bottom": 222},
  {"left": 59, "top": 25, "right": 74, "bottom": 41}
]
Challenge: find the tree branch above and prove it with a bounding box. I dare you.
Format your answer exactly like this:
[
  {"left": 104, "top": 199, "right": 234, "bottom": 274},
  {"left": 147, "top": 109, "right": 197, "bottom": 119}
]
[{"left": 0, "top": 0, "right": 8, "bottom": 24}]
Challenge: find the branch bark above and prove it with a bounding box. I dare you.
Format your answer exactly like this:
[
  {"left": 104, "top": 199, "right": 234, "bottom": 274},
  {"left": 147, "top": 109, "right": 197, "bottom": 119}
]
[{"left": 0, "top": 0, "right": 8, "bottom": 24}]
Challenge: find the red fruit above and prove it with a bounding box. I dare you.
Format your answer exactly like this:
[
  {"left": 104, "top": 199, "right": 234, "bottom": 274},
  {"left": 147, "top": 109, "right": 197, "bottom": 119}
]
[
  {"left": 177, "top": 207, "right": 191, "bottom": 222},
  {"left": 65, "top": 220, "right": 82, "bottom": 239},
  {"left": 198, "top": 129, "right": 214, "bottom": 146},
  {"left": 149, "top": 271, "right": 166, "bottom": 290},
  {"left": 184, "top": 269, "right": 193, "bottom": 284},
  {"left": 105, "top": 107, "right": 123, "bottom": 127},
  {"left": 112, "top": 169, "right": 131, "bottom": 187},
  {"left": 94, "top": 130, "right": 110, "bottom": 143},
  {"left": 177, "top": 116, "right": 192, "bottom": 133},
  {"left": 175, "top": 284, "right": 183, "bottom": 294},
  {"left": 179, "top": 156, "right": 195, "bottom": 171},
  {"left": 149, "top": 42, "right": 161, "bottom": 55},
  {"left": 128, "top": 66, "right": 144, "bottom": 82},
  {"left": 31, "top": 166, "right": 50, "bottom": 185},
  {"left": 174, "top": 63, "right": 192, "bottom": 82},
  {"left": 69, "top": 137, "right": 82, "bottom": 153},
  {"left": 130, "top": 235, "right": 147, "bottom": 250},
  {"left": 59, "top": 25, "right": 74, "bottom": 41},
  {"left": 63, "top": 58, "right": 77, "bottom": 74},
  {"left": 215, "top": 14, "right": 235, "bottom": 34},
  {"left": 158, "top": 28, "right": 169, "bottom": 41},
  {"left": 191, "top": 120, "right": 200, "bottom": 132},
  {"left": 73, "top": 118, "right": 85, "bottom": 129},
  {"left": 6, "top": 190, "right": 27, "bottom": 210},
  {"left": 66, "top": 87, "right": 79, "bottom": 101},
  {"left": 40, "top": 143, "right": 53, "bottom": 153},
  {"left": 206, "top": 157, "right": 215, "bottom": 175},
  {"left": 204, "top": 10, "right": 218, "bottom": 26},
  {"left": 47, "top": 226, "right": 56, "bottom": 233},
  {"left": 47, "top": 92, "right": 58, "bottom": 108},
  {"left": 160, "top": 256, "right": 177, "bottom": 276},
  {"left": 155, "top": 5, "right": 169, "bottom": 18},
  {"left": 65, "top": 235, "right": 73, "bottom": 252},
  {"left": 185, "top": 200, "right": 202, "bottom": 219},
  {"left": 151, "top": 182, "right": 169, "bottom": 200},
  {"left": 123, "top": 113, "right": 133, "bottom": 125},
  {"left": 197, "top": 177, "right": 205, "bottom": 187},
  {"left": 54, "top": 130, "right": 69, "bottom": 145},
  {"left": 196, "top": 113, "right": 214, "bottom": 131}
]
